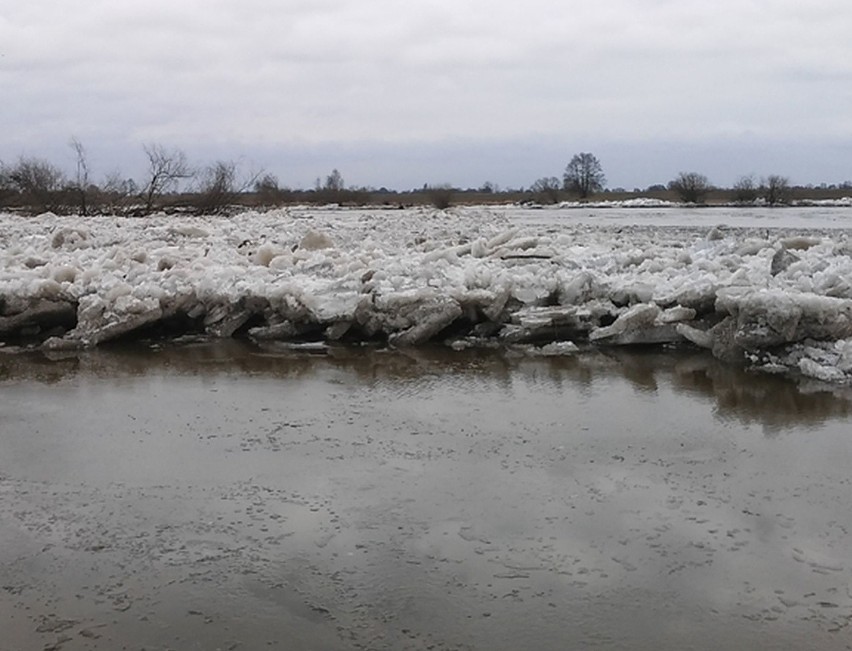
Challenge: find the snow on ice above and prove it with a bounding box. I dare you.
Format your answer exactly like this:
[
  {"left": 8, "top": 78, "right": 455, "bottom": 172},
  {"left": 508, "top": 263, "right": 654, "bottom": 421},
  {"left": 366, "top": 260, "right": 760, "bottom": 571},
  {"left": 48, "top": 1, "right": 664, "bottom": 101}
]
[{"left": 2, "top": 205, "right": 852, "bottom": 383}]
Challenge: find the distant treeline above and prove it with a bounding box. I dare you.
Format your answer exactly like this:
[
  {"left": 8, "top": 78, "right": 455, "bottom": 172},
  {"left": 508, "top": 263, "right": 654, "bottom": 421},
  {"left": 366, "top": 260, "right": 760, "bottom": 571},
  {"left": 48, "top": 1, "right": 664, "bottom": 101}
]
[{"left": 1, "top": 143, "right": 851, "bottom": 216}]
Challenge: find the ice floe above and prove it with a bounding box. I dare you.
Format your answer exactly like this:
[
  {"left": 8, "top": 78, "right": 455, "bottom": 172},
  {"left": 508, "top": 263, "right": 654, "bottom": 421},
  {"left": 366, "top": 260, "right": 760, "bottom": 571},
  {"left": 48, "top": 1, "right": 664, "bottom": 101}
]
[{"left": 2, "top": 206, "right": 852, "bottom": 383}]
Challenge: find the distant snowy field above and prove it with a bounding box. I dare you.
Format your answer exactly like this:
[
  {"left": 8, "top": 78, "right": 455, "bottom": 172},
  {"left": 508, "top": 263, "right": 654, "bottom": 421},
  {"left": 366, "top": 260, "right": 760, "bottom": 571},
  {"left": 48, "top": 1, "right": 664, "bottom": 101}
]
[{"left": 2, "top": 205, "right": 852, "bottom": 383}]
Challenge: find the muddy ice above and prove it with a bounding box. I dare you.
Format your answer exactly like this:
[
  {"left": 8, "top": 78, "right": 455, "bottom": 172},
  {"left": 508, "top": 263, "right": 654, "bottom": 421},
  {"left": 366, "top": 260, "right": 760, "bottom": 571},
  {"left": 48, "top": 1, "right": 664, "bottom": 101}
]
[{"left": 2, "top": 342, "right": 852, "bottom": 650}]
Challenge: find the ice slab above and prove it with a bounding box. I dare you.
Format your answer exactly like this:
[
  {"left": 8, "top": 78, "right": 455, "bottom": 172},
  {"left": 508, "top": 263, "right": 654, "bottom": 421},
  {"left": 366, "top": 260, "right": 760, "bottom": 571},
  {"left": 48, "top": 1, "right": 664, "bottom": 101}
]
[{"left": 2, "top": 206, "right": 852, "bottom": 383}]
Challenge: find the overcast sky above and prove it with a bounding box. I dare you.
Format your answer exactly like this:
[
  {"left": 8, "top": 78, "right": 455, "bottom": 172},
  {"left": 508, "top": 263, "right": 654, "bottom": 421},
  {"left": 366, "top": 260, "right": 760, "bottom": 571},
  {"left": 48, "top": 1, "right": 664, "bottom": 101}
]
[{"left": 2, "top": 0, "right": 851, "bottom": 190}]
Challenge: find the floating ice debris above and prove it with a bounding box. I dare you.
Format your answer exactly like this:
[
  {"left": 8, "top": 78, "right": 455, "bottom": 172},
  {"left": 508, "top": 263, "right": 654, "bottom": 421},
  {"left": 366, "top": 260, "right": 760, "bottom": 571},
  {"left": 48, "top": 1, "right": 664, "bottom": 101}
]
[{"left": 2, "top": 206, "right": 852, "bottom": 382}]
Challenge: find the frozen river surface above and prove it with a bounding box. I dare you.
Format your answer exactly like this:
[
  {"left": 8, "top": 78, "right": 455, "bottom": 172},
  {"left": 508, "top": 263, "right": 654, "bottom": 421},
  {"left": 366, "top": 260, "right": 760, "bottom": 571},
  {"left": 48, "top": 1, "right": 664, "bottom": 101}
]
[
  {"left": 3, "top": 205, "right": 852, "bottom": 383},
  {"left": 505, "top": 204, "right": 852, "bottom": 230},
  {"left": 2, "top": 342, "right": 852, "bottom": 650}
]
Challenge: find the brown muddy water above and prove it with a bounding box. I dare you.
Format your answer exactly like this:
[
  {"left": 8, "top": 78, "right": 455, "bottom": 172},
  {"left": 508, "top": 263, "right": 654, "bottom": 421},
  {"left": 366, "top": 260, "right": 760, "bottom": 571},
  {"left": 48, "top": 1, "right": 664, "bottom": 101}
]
[{"left": 1, "top": 341, "right": 851, "bottom": 651}]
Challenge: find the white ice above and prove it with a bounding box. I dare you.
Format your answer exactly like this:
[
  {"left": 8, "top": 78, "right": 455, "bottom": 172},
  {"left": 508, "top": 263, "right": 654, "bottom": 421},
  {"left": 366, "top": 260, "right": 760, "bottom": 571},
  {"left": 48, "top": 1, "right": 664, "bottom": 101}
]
[{"left": 2, "top": 205, "right": 852, "bottom": 382}]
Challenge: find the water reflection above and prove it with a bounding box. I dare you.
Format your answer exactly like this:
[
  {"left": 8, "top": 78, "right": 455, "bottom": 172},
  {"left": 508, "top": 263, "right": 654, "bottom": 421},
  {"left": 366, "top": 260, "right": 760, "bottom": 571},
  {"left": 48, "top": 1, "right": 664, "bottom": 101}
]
[
  {"left": 2, "top": 339, "right": 850, "bottom": 433},
  {"left": 4, "top": 338, "right": 852, "bottom": 650}
]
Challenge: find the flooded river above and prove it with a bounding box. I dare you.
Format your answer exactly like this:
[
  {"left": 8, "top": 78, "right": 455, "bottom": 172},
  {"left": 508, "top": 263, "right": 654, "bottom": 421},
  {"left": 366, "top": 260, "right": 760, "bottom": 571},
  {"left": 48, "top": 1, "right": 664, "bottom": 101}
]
[{"left": 2, "top": 341, "right": 851, "bottom": 650}]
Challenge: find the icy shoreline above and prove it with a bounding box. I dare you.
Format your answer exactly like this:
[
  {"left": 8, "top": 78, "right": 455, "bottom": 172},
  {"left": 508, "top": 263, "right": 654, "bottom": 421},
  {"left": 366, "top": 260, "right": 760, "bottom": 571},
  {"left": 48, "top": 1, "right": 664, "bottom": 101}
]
[
  {"left": 552, "top": 196, "right": 852, "bottom": 209},
  {"left": 2, "top": 206, "right": 852, "bottom": 383}
]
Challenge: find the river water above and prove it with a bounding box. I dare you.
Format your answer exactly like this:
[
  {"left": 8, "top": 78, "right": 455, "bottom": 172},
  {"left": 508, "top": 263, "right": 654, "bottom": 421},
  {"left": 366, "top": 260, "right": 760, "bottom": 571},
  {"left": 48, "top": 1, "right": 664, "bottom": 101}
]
[{"left": 2, "top": 341, "right": 851, "bottom": 650}]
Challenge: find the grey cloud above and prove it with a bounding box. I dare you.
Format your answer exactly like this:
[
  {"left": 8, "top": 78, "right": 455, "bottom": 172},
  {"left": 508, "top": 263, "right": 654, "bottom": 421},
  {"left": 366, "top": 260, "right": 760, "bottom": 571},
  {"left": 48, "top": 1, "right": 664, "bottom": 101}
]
[{"left": 2, "top": 0, "right": 851, "bottom": 187}]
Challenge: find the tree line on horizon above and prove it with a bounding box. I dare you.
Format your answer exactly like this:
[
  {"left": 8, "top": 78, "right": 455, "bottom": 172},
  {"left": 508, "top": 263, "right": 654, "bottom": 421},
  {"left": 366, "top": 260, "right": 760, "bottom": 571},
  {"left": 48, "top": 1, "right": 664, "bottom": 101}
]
[
  {"left": 532, "top": 153, "right": 851, "bottom": 206},
  {"left": 1, "top": 142, "right": 850, "bottom": 216}
]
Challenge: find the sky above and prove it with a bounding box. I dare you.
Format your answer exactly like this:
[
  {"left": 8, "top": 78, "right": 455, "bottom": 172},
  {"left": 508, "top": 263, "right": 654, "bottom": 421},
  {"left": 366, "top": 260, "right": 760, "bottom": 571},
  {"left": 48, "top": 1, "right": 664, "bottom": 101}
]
[{"left": 1, "top": 0, "right": 851, "bottom": 191}]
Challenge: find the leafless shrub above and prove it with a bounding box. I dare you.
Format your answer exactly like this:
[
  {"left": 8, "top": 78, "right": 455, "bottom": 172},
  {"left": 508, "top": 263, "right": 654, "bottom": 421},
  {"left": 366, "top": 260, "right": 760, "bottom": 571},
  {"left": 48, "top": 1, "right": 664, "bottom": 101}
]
[
  {"left": 669, "top": 172, "right": 712, "bottom": 204},
  {"left": 762, "top": 175, "right": 791, "bottom": 205},
  {"left": 100, "top": 171, "right": 139, "bottom": 214},
  {"left": 254, "top": 173, "right": 289, "bottom": 205},
  {"left": 4, "top": 156, "right": 68, "bottom": 213},
  {"left": 732, "top": 175, "right": 758, "bottom": 203},
  {"left": 0, "top": 162, "right": 13, "bottom": 206},
  {"left": 141, "top": 144, "right": 193, "bottom": 213},
  {"left": 426, "top": 184, "right": 454, "bottom": 210},
  {"left": 193, "top": 160, "right": 262, "bottom": 214},
  {"left": 530, "top": 177, "right": 561, "bottom": 204}
]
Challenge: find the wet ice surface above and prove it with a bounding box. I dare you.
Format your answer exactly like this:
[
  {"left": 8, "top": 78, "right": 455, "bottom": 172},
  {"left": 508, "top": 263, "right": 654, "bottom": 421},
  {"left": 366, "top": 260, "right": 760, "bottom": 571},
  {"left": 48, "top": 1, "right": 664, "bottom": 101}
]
[
  {"left": 2, "top": 342, "right": 852, "bottom": 650},
  {"left": 3, "top": 205, "right": 852, "bottom": 383}
]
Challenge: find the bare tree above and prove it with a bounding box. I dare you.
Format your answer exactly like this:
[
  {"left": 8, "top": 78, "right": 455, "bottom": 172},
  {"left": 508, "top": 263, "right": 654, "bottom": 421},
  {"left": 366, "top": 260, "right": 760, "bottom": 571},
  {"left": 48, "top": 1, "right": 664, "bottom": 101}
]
[
  {"left": 563, "top": 153, "right": 606, "bottom": 199},
  {"left": 732, "top": 175, "right": 758, "bottom": 203},
  {"left": 314, "top": 168, "right": 360, "bottom": 204},
  {"left": 141, "top": 144, "right": 193, "bottom": 213},
  {"left": 103, "top": 170, "right": 138, "bottom": 196},
  {"left": 530, "top": 177, "right": 561, "bottom": 204},
  {"left": 193, "top": 160, "right": 262, "bottom": 214},
  {"left": 254, "top": 173, "right": 288, "bottom": 205},
  {"left": 669, "top": 172, "right": 712, "bottom": 204},
  {"left": 69, "top": 137, "right": 90, "bottom": 215},
  {"left": 101, "top": 171, "right": 138, "bottom": 215},
  {"left": 0, "top": 161, "right": 12, "bottom": 206},
  {"left": 5, "top": 156, "right": 67, "bottom": 213},
  {"left": 762, "top": 175, "right": 791, "bottom": 205},
  {"left": 325, "top": 168, "right": 344, "bottom": 192}
]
